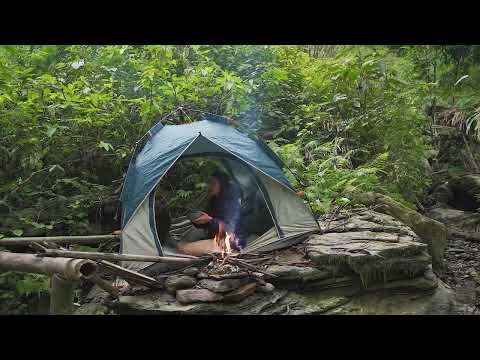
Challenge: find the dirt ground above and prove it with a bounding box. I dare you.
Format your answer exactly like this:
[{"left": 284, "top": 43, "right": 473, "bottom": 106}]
[{"left": 440, "top": 235, "right": 480, "bottom": 315}]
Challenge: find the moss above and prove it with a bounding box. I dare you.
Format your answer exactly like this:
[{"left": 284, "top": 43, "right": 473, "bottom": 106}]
[
  {"left": 345, "top": 190, "right": 447, "bottom": 271},
  {"left": 309, "top": 247, "right": 430, "bottom": 288}
]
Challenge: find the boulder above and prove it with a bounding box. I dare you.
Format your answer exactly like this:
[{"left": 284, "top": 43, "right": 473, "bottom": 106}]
[
  {"left": 307, "top": 229, "right": 431, "bottom": 287},
  {"left": 447, "top": 175, "right": 480, "bottom": 211},
  {"left": 428, "top": 207, "right": 480, "bottom": 233},
  {"left": 323, "top": 280, "right": 456, "bottom": 315},
  {"left": 344, "top": 190, "right": 448, "bottom": 270}
]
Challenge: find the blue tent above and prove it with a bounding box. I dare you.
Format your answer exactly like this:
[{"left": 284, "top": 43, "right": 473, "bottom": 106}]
[{"left": 119, "top": 114, "right": 319, "bottom": 270}]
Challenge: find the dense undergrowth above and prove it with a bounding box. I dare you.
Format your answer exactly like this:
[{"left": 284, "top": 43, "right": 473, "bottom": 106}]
[{"left": 1, "top": 45, "right": 480, "bottom": 301}]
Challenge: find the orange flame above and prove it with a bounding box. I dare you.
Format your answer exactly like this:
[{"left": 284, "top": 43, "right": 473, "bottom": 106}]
[{"left": 214, "top": 221, "right": 234, "bottom": 257}]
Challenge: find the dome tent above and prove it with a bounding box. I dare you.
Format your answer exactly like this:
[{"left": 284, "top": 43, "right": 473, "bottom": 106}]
[{"left": 120, "top": 114, "right": 319, "bottom": 270}]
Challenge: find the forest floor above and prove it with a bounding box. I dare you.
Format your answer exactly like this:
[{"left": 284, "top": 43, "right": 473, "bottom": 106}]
[{"left": 441, "top": 234, "right": 480, "bottom": 315}]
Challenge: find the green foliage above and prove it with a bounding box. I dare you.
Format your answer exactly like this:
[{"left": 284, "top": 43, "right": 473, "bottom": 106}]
[
  {"left": 260, "top": 46, "right": 432, "bottom": 211},
  {"left": 2, "top": 45, "right": 480, "bottom": 307},
  {"left": 0, "top": 271, "right": 49, "bottom": 296}
]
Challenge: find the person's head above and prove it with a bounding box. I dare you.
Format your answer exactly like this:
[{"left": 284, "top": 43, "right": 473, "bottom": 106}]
[{"left": 208, "top": 170, "right": 229, "bottom": 197}]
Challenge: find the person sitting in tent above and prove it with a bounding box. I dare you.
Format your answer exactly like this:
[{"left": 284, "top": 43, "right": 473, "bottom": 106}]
[{"left": 177, "top": 170, "right": 247, "bottom": 256}]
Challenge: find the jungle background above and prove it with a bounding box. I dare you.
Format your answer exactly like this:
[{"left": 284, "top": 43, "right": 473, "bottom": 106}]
[{"left": 1, "top": 45, "right": 479, "bottom": 313}]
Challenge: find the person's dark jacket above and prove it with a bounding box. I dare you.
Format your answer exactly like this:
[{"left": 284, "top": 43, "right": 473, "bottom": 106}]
[{"left": 201, "top": 182, "right": 246, "bottom": 249}]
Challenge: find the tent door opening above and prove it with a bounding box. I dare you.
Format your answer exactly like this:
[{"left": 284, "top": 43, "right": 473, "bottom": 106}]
[{"left": 152, "top": 155, "right": 276, "bottom": 256}]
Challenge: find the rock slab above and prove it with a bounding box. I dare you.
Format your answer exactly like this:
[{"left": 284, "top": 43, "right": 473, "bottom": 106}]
[
  {"left": 176, "top": 289, "right": 223, "bottom": 304},
  {"left": 164, "top": 275, "right": 197, "bottom": 294},
  {"left": 198, "top": 278, "right": 249, "bottom": 293}
]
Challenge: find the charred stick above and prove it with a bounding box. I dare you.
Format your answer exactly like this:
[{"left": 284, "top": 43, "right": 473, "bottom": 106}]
[{"left": 224, "top": 257, "right": 277, "bottom": 279}]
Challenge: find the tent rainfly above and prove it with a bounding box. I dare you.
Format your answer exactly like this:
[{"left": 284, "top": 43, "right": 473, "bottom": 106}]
[{"left": 120, "top": 114, "right": 319, "bottom": 270}]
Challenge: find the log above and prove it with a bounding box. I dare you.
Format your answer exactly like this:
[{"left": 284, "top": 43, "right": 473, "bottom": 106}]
[
  {"left": 37, "top": 249, "right": 200, "bottom": 265},
  {"left": 50, "top": 274, "right": 76, "bottom": 315},
  {"left": 0, "top": 251, "right": 98, "bottom": 281},
  {"left": 0, "top": 235, "right": 118, "bottom": 247}
]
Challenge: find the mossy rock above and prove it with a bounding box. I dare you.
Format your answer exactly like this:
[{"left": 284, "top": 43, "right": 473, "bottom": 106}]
[{"left": 344, "top": 190, "right": 447, "bottom": 271}]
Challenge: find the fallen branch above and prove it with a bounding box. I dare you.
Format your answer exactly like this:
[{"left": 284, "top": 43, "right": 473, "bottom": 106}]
[
  {"left": 97, "top": 260, "right": 162, "bottom": 288},
  {"left": 37, "top": 248, "right": 200, "bottom": 265},
  {"left": 0, "top": 235, "right": 118, "bottom": 247}
]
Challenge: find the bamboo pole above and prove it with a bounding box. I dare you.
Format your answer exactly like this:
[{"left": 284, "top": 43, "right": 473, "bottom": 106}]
[
  {"left": 0, "top": 251, "right": 98, "bottom": 281},
  {"left": 37, "top": 248, "right": 200, "bottom": 265},
  {"left": 50, "top": 274, "right": 76, "bottom": 315},
  {"left": 0, "top": 234, "right": 118, "bottom": 247}
]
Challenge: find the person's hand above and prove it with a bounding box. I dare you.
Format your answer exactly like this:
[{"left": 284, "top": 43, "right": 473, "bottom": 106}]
[{"left": 192, "top": 212, "right": 212, "bottom": 225}]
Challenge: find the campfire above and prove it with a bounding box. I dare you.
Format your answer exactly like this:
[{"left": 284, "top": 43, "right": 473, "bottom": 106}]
[{"left": 214, "top": 221, "right": 234, "bottom": 257}]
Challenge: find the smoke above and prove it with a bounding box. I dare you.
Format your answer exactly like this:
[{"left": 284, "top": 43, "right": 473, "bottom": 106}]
[{"left": 238, "top": 107, "right": 261, "bottom": 133}]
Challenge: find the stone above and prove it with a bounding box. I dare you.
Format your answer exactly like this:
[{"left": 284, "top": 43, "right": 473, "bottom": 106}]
[
  {"left": 164, "top": 275, "right": 197, "bottom": 294},
  {"left": 176, "top": 289, "right": 223, "bottom": 304},
  {"left": 428, "top": 207, "right": 480, "bottom": 233},
  {"left": 256, "top": 283, "right": 275, "bottom": 293},
  {"left": 117, "top": 289, "right": 288, "bottom": 315},
  {"left": 223, "top": 283, "right": 257, "bottom": 303},
  {"left": 266, "top": 265, "right": 332, "bottom": 283},
  {"left": 182, "top": 267, "right": 199, "bottom": 277},
  {"left": 74, "top": 303, "right": 114, "bottom": 315},
  {"left": 307, "top": 231, "right": 426, "bottom": 260},
  {"left": 307, "top": 229, "right": 431, "bottom": 286},
  {"left": 198, "top": 278, "right": 249, "bottom": 293},
  {"left": 324, "top": 280, "right": 456, "bottom": 315},
  {"left": 345, "top": 191, "right": 448, "bottom": 271},
  {"left": 279, "top": 292, "right": 351, "bottom": 315}
]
